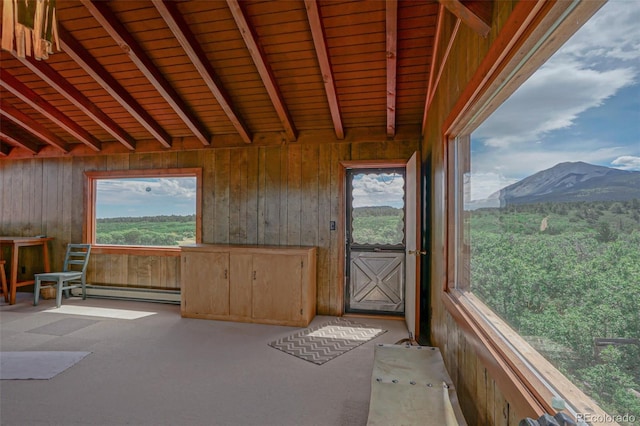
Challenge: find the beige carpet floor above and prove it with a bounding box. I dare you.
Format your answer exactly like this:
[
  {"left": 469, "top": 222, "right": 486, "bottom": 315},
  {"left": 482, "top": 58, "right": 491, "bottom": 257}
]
[{"left": 0, "top": 292, "right": 409, "bottom": 426}]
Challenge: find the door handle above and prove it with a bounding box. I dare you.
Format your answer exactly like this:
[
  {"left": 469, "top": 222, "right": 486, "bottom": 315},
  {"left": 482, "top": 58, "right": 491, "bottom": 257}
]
[{"left": 408, "top": 250, "right": 427, "bottom": 256}]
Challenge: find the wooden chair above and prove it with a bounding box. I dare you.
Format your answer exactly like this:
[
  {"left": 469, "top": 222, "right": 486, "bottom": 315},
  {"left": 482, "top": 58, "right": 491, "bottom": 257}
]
[
  {"left": 0, "top": 260, "right": 8, "bottom": 303},
  {"left": 34, "top": 244, "right": 91, "bottom": 308}
]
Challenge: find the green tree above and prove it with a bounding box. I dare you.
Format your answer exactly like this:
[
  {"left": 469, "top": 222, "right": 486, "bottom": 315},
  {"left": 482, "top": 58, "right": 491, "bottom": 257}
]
[
  {"left": 596, "top": 221, "right": 617, "bottom": 243},
  {"left": 578, "top": 346, "right": 640, "bottom": 425}
]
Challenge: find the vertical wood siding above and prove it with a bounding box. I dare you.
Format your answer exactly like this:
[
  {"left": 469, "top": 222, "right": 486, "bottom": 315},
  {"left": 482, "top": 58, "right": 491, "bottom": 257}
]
[
  {"left": 0, "top": 0, "right": 540, "bottom": 422},
  {"left": 0, "top": 140, "right": 417, "bottom": 316},
  {"left": 424, "top": 1, "right": 527, "bottom": 424}
]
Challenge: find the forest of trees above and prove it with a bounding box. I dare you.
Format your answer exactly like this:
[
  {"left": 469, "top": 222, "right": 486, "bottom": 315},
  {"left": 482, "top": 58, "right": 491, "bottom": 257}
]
[
  {"left": 352, "top": 206, "right": 404, "bottom": 245},
  {"left": 470, "top": 199, "right": 639, "bottom": 424},
  {"left": 96, "top": 214, "right": 196, "bottom": 246},
  {"left": 97, "top": 201, "right": 639, "bottom": 422}
]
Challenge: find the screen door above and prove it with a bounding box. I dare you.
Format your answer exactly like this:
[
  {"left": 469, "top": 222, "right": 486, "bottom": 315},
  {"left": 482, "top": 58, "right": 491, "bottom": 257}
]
[{"left": 345, "top": 168, "right": 405, "bottom": 314}]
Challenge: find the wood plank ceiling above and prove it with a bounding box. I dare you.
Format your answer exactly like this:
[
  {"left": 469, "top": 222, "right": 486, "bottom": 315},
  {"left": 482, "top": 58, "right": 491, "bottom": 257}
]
[{"left": 0, "top": 0, "right": 489, "bottom": 159}]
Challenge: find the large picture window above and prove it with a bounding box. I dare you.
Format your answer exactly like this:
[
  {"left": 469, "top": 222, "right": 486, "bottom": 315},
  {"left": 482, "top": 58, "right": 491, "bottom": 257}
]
[
  {"left": 446, "top": 1, "right": 639, "bottom": 424},
  {"left": 85, "top": 169, "right": 202, "bottom": 254}
]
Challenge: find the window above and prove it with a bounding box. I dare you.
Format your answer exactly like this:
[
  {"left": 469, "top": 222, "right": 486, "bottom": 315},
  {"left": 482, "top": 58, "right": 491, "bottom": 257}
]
[
  {"left": 446, "top": 1, "right": 639, "bottom": 424},
  {"left": 350, "top": 169, "right": 405, "bottom": 246},
  {"left": 85, "top": 169, "right": 202, "bottom": 254}
]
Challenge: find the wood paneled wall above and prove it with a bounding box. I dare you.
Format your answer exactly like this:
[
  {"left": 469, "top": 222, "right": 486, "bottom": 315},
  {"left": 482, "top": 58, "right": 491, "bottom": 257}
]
[
  {"left": 0, "top": 139, "right": 418, "bottom": 315},
  {"left": 1, "top": 0, "right": 553, "bottom": 423},
  {"left": 423, "top": 1, "right": 528, "bottom": 425}
]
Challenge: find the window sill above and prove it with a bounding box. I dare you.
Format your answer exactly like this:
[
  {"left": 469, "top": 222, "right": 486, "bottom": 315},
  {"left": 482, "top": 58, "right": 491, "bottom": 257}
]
[
  {"left": 89, "top": 245, "right": 182, "bottom": 257},
  {"left": 441, "top": 288, "right": 615, "bottom": 424}
]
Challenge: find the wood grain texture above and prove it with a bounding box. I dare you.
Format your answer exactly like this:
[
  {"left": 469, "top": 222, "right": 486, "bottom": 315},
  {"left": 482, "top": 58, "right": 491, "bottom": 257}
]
[
  {"left": 425, "top": 0, "right": 532, "bottom": 424},
  {"left": 0, "top": 139, "right": 416, "bottom": 302},
  {"left": 5, "top": 0, "right": 464, "bottom": 343},
  {"left": 181, "top": 244, "right": 316, "bottom": 327}
]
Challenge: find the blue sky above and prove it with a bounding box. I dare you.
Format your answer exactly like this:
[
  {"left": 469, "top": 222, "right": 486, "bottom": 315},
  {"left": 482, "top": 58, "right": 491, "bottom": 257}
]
[
  {"left": 96, "top": 177, "right": 196, "bottom": 218},
  {"left": 470, "top": 0, "right": 640, "bottom": 200}
]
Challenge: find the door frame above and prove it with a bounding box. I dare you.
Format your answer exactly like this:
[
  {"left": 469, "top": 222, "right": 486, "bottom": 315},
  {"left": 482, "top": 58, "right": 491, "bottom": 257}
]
[
  {"left": 338, "top": 157, "right": 422, "bottom": 338},
  {"left": 344, "top": 166, "right": 406, "bottom": 315},
  {"left": 417, "top": 152, "right": 431, "bottom": 344}
]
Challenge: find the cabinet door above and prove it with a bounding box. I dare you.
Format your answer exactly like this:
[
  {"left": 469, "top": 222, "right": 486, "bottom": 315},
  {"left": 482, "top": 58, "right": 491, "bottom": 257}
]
[
  {"left": 182, "top": 252, "right": 229, "bottom": 315},
  {"left": 229, "top": 253, "right": 252, "bottom": 318},
  {"left": 252, "top": 254, "right": 302, "bottom": 322}
]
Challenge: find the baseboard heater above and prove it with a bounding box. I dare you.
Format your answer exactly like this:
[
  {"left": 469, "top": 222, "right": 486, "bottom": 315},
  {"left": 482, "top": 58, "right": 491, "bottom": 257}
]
[{"left": 71, "top": 285, "right": 180, "bottom": 305}]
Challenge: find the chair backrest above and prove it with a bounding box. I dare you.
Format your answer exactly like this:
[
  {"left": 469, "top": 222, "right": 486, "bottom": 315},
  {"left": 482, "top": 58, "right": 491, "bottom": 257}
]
[{"left": 62, "top": 244, "right": 92, "bottom": 274}]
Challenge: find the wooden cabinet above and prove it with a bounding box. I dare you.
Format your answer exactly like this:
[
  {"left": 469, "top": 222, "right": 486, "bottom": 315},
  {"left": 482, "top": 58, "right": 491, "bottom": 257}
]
[
  {"left": 181, "top": 251, "right": 229, "bottom": 316},
  {"left": 180, "top": 245, "right": 316, "bottom": 327}
]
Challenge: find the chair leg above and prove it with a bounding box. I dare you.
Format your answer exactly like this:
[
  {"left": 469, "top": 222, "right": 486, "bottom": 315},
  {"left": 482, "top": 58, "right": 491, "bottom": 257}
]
[
  {"left": 34, "top": 277, "right": 41, "bottom": 306},
  {"left": 55, "top": 277, "right": 64, "bottom": 308},
  {"left": 0, "top": 262, "right": 8, "bottom": 303},
  {"left": 82, "top": 277, "right": 87, "bottom": 300}
]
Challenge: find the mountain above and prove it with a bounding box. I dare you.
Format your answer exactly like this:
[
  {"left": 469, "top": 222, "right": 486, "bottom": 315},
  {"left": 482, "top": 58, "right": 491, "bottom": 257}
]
[{"left": 471, "top": 162, "right": 640, "bottom": 208}]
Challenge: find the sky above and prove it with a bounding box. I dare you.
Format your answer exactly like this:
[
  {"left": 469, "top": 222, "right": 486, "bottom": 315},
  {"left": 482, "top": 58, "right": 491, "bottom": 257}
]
[
  {"left": 351, "top": 173, "right": 405, "bottom": 208},
  {"left": 470, "top": 0, "right": 640, "bottom": 201},
  {"left": 96, "top": 177, "right": 196, "bottom": 218}
]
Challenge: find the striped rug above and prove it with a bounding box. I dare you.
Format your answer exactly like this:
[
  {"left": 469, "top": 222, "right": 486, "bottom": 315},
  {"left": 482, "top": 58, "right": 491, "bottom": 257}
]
[{"left": 269, "top": 318, "right": 387, "bottom": 365}]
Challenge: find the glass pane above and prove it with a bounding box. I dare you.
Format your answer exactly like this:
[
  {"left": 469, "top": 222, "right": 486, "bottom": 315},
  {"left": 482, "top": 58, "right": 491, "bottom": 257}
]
[
  {"left": 460, "top": 2, "right": 640, "bottom": 421},
  {"left": 351, "top": 172, "right": 405, "bottom": 245},
  {"left": 95, "top": 177, "right": 196, "bottom": 246}
]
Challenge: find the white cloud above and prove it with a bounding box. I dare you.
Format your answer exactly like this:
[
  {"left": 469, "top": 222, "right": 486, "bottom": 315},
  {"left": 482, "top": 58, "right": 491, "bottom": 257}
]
[
  {"left": 96, "top": 177, "right": 196, "bottom": 218},
  {"left": 558, "top": 1, "right": 640, "bottom": 63},
  {"left": 611, "top": 155, "right": 640, "bottom": 171},
  {"left": 468, "top": 172, "right": 518, "bottom": 201},
  {"left": 98, "top": 178, "right": 195, "bottom": 202},
  {"left": 468, "top": 0, "right": 640, "bottom": 197},
  {"left": 475, "top": 64, "right": 636, "bottom": 148},
  {"left": 474, "top": 0, "right": 639, "bottom": 150},
  {"left": 352, "top": 173, "right": 405, "bottom": 208}
]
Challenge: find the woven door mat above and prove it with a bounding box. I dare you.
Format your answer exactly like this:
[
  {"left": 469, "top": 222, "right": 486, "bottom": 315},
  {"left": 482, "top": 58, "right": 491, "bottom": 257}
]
[{"left": 269, "top": 318, "right": 387, "bottom": 365}]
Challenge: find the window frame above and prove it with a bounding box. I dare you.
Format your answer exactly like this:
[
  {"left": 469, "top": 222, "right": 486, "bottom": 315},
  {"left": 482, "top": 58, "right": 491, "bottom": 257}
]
[
  {"left": 441, "top": 0, "right": 613, "bottom": 421},
  {"left": 346, "top": 166, "right": 407, "bottom": 248},
  {"left": 84, "top": 168, "right": 202, "bottom": 256}
]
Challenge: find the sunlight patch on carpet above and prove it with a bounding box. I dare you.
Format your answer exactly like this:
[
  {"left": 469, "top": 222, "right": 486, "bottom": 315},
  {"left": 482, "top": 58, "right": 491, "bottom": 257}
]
[
  {"left": 44, "top": 305, "right": 156, "bottom": 320},
  {"left": 269, "top": 318, "right": 387, "bottom": 365},
  {"left": 1, "top": 351, "right": 90, "bottom": 380}
]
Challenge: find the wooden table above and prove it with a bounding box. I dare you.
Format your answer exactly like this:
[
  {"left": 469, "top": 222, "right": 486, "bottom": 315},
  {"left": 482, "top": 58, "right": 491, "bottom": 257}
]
[{"left": 0, "top": 237, "right": 53, "bottom": 305}]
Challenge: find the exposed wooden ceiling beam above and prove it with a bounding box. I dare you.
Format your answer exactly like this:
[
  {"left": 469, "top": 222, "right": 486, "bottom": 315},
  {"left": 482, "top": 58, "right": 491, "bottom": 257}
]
[
  {"left": 386, "top": 0, "right": 398, "bottom": 138},
  {"left": 423, "top": 3, "right": 446, "bottom": 135},
  {"left": 226, "top": 0, "right": 298, "bottom": 142},
  {"left": 16, "top": 54, "right": 136, "bottom": 151},
  {"left": 0, "top": 139, "right": 13, "bottom": 156},
  {"left": 0, "top": 121, "right": 41, "bottom": 155},
  {"left": 439, "top": 0, "right": 492, "bottom": 37},
  {"left": 4, "top": 124, "right": 423, "bottom": 160},
  {"left": 81, "top": 0, "right": 211, "bottom": 146},
  {"left": 58, "top": 25, "right": 172, "bottom": 148},
  {"left": 0, "top": 101, "right": 70, "bottom": 153},
  {"left": 153, "top": 0, "right": 252, "bottom": 144},
  {"left": 0, "top": 69, "right": 101, "bottom": 151},
  {"left": 427, "top": 17, "right": 461, "bottom": 121},
  {"left": 304, "top": 0, "right": 343, "bottom": 140}
]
